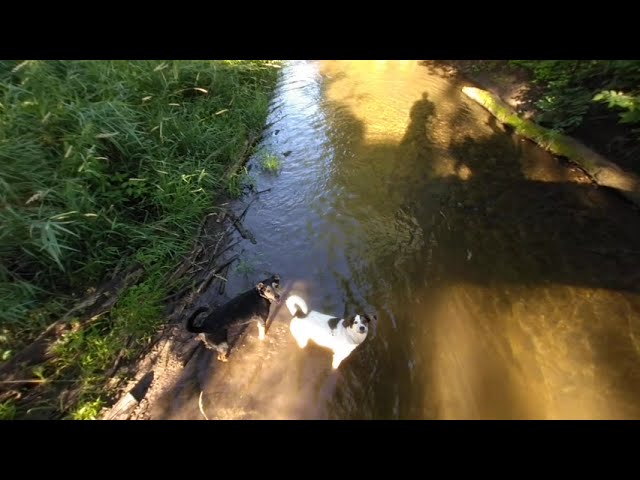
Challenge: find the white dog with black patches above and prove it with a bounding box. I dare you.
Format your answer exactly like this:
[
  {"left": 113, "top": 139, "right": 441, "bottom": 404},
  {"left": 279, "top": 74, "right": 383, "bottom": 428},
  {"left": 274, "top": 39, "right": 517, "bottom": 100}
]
[{"left": 285, "top": 295, "right": 374, "bottom": 369}]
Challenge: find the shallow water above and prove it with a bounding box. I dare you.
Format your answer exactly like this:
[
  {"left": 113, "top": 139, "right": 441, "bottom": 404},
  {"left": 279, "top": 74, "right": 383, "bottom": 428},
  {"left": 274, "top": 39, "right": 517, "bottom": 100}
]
[{"left": 166, "top": 60, "right": 640, "bottom": 420}]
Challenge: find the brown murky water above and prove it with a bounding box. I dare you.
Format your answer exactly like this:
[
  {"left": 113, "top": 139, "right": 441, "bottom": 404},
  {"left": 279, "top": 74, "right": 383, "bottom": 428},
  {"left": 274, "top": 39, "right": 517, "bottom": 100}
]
[{"left": 163, "top": 60, "right": 640, "bottom": 420}]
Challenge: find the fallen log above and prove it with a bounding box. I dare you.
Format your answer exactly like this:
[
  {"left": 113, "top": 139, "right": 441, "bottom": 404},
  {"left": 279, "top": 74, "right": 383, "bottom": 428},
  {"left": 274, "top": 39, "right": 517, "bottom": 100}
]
[{"left": 103, "top": 371, "right": 155, "bottom": 420}]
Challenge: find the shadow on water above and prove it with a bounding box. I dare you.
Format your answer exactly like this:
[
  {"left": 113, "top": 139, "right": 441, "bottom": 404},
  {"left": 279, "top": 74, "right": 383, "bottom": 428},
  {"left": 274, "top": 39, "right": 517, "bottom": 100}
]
[
  {"left": 320, "top": 85, "right": 640, "bottom": 419},
  {"left": 146, "top": 61, "right": 640, "bottom": 420}
]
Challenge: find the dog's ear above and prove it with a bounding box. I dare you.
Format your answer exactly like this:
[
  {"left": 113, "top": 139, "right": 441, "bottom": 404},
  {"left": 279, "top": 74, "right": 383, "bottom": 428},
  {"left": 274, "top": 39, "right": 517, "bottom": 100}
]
[
  {"left": 363, "top": 314, "right": 376, "bottom": 324},
  {"left": 342, "top": 315, "right": 356, "bottom": 328},
  {"left": 256, "top": 282, "right": 265, "bottom": 291}
]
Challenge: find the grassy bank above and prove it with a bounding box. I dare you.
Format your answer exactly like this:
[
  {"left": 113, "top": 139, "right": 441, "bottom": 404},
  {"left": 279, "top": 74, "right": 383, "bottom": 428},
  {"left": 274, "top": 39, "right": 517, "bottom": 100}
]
[{"left": 0, "top": 60, "right": 281, "bottom": 419}]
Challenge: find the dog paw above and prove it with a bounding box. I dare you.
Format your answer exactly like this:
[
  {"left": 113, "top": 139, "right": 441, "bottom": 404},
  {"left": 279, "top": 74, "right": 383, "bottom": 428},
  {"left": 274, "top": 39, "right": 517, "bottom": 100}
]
[{"left": 217, "top": 354, "right": 229, "bottom": 362}]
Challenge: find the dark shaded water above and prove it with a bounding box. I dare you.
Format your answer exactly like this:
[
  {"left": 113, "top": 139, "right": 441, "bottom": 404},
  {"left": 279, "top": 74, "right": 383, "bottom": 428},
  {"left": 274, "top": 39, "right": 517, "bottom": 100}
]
[{"left": 171, "top": 60, "right": 640, "bottom": 420}]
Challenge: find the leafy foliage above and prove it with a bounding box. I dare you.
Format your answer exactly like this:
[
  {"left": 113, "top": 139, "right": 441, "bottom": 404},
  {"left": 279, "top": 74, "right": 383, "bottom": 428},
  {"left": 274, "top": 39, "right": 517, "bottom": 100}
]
[{"left": 509, "top": 60, "right": 640, "bottom": 132}]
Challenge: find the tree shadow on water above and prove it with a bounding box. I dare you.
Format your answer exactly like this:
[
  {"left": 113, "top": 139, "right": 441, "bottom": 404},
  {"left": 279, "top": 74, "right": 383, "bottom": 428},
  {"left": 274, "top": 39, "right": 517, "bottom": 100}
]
[{"left": 322, "top": 88, "right": 640, "bottom": 419}]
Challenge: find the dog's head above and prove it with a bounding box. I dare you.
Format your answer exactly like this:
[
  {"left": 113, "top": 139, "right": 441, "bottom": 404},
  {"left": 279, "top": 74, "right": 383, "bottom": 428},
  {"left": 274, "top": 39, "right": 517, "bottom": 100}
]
[
  {"left": 343, "top": 313, "right": 375, "bottom": 341},
  {"left": 256, "top": 274, "right": 281, "bottom": 303}
]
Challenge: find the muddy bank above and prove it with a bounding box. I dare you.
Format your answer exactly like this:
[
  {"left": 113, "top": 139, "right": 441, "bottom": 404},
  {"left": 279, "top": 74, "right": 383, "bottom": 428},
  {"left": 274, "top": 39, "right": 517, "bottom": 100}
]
[
  {"left": 425, "top": 60, "right": 640, "bottom": 177},
  {"left": 101, "top": 179, "right": 278, "bottom": 420},
  {"left": 461, "top": 86, "right": 640, "bottom": 209},
  {"left": 424, "top": 61, "right": 536, "bottom": 115}
]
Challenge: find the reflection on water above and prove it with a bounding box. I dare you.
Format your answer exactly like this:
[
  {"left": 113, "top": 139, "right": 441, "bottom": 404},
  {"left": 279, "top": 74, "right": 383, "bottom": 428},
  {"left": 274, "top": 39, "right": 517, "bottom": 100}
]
[{"left": 164, "top": 60, "right": 640, "bottom": 420}]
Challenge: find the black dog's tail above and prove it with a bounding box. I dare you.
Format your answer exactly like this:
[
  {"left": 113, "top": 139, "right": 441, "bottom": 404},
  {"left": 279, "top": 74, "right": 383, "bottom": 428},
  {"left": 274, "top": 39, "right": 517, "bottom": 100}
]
[{"left": 185, "top": 306, "right": 210, "bottom": 333}]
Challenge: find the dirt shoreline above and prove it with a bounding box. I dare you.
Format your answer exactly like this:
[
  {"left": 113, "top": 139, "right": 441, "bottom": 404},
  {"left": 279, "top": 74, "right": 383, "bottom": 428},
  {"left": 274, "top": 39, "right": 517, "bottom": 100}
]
[
  {"left": 100, "top": 180, "right": 273, "bottom": 419},
  {"left": 425, "top": 60, "right": 639, "bottom": 178}
]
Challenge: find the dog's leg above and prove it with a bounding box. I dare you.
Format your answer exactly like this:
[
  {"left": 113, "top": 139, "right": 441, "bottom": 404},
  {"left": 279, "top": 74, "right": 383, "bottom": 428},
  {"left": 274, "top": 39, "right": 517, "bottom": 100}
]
[
  {"left": 293, "top": 332, "right": 308, "bottom": 349},
  {"left": 332, "top": 350, "right": 348, "bottom": 370},
  {"left": 290, "top": 322, "right": 308, "bottom": 349},
  {"left": 216, "top": 342, "right": 230, "bottom": 362},
  {"left": 257, "top": 320, "right": 266, "bottom": 341},
  {"left": 200, "top": 334, "right": 229, "bottom": 362},
  {"left": 200, "top": 334, "right": 218, "bottom": 351}
]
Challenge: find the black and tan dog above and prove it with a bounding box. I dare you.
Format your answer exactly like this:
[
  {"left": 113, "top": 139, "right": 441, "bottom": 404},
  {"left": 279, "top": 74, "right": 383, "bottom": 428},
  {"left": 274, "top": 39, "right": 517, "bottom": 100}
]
[{"left": 185, "top": 274, "right": 281, "bottom": 362}]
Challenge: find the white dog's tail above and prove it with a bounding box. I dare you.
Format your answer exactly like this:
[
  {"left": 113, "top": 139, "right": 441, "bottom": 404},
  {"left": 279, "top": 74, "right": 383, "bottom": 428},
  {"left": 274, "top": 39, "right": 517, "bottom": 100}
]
[{"left": 285, "top": 295, "right": 308, "bottom": 317}]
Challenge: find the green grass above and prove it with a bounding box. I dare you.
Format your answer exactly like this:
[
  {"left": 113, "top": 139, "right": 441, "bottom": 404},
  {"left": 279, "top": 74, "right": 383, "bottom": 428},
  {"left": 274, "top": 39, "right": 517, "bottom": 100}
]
[
  {"left": 0, "top": 400, "right": 17, "bottom": 420},
  {"left": 461, "top": 60, "right": 640, "bottom": 132},
  {"left": 227, "top": 166, "right": 256, "bottom": 198},
  {"left": 234, "top": 258, "right": 256, "bottom": 276},
  {"left": 259, "top": 152, "right": 282, "bottom": 174},
  {"left": 508, "top": 60, "right": 640, "bottom": 131},
  {"left": 71, "top": 398, "right": 104, "bottom": 420},
  {"left": 0, "top": 60, "right": 281, "bottom": 418}
]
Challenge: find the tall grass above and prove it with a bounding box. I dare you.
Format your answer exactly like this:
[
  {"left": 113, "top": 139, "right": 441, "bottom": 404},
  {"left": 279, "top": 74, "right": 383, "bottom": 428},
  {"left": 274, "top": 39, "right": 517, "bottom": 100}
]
[{"left": 0, "top": 60, "right": 281, "bottom": 417}]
